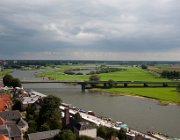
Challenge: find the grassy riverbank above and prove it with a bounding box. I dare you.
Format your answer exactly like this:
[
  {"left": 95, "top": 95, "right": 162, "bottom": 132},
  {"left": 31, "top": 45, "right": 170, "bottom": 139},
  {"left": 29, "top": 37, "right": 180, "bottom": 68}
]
[
  {"left": 0, "top": 69, "right": 12, "bottom": 78},
  {"left": 36, "top": 66, "right": 170, "bottom": 81},
  {"left": 92, "top": 87, "right": 180, "bottom": 104},
  {"left": 36, "top": 65, "right": 180, "bottom": 104}
]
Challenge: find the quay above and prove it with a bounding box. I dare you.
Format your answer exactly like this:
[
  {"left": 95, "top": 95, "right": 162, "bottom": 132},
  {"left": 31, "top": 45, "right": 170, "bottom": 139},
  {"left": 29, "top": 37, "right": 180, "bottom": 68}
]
[{"left": 60, "top": 103, "right": 158, "bottom": 140}]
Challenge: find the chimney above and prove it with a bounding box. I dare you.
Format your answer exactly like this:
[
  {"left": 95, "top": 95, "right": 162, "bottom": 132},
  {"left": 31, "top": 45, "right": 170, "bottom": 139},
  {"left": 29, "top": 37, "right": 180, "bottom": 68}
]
[{"left": 64, "top": 108, "right": 70, "bottom": 126}]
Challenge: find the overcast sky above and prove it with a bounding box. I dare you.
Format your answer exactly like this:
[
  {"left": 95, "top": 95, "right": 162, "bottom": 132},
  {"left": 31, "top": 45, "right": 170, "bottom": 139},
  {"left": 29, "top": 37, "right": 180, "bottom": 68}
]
[{"left": 0, "top": 0, "right": 180, "bottom": 60}]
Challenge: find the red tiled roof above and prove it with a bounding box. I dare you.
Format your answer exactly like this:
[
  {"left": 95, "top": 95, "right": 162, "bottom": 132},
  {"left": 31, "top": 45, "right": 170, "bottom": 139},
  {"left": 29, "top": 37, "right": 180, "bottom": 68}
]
[
  {"left": 0, "top": 94, "right": 12, "bottom": 111},
  {"left": 0, "top": 134, "right": 8, "bottom": 140}
]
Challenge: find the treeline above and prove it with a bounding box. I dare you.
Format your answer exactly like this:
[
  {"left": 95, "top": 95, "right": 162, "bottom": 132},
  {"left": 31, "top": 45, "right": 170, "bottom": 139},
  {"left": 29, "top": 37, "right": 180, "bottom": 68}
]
[
  {"left": 161, "top": 71, "right": 180, "bottom": 79},
  {"left": 88, "top": 67, "right": 125, "bottom": 75},
  {"left": 5, "top": 60, "right": 180, "bottom": 66},
  {"left": 64, "top": 67, "right": 125, "bottom": 75}
]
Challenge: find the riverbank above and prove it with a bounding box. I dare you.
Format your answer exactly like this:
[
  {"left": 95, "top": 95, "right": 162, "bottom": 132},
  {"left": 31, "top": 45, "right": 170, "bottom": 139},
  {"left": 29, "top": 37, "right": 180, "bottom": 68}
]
[
  {"left": 35, "top": 66, "right": 180, "bottom": 104},
  {"left": 0, "top": 69, "right": 12, "bottom": 78},
  {"left": 36, "top": 66, "right": 171, "bottom": 81},
  {"left": 90, "top": 87, "right": 180, "bottom": 105}
]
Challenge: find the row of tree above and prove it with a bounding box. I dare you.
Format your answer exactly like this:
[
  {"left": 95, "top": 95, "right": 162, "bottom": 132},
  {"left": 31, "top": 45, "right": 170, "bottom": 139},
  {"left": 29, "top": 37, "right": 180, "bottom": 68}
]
[
  {"left": 161, "top": 71, "right": 180, "bottom": 79},
  {"left": 87, "top": 67, "right": 124, "bottom": 75},
  {"left": 3, "top": 74, "right": 22, "bottom": 88},
  {"left": 64, "top": 67, "right": 125, "bottom": 76}
]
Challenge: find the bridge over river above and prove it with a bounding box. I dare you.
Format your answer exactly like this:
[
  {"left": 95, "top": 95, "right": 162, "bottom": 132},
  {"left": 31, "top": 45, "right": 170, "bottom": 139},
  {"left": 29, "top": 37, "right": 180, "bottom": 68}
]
[{"left": 21, "top": 80, "right": 179, "bottom": 92}]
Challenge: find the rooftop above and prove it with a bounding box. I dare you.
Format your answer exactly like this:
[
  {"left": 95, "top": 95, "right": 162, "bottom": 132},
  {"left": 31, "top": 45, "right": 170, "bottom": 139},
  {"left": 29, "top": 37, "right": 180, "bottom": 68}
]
[
  {"left": 8, "top": 124, "right": 22, "bottom": 137},
  {"left": 28, "top": 129, "right": 60, "bottom": 140},
  {"left": 0, "top": 134, "right": 9, "bottom": 140},
  {"left": 75, "top": 121, "right": 95, "bottom": 131},
  {"left": 0, "top": 110, "right": 22, "bottom": 121},
  {"left": 0, "top": 94, "right": 12, "bottom": 111}
]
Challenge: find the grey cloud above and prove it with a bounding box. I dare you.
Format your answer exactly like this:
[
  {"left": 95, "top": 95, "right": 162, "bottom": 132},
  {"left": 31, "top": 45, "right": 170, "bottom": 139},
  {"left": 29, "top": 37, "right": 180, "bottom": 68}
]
[{"left": 0, "top": 0, "right": 180, "bottom": 60}]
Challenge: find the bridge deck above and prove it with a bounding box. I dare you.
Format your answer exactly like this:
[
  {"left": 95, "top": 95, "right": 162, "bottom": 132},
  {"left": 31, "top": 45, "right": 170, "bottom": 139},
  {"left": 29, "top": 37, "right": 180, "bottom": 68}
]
[{"left": 21, "top": 80, "right": 179, "bottom": 85}]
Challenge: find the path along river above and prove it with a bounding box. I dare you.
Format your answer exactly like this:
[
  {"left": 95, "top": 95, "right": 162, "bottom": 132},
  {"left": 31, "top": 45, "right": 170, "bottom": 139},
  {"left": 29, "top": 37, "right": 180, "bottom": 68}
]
[{"left": 12, "top": 69, "right": 180, "bottom": 138}]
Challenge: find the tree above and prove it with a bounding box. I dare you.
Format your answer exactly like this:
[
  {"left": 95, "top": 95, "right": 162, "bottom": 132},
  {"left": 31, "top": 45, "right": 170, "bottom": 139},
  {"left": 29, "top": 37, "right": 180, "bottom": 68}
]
[
  {"left": 3, "top": 74, "right": 13, "bottom": 87},
  {"left": 3, "top": 74, "right": 21, "bottom": 88},
  {"left": 97, "top": 126, "right": 118, "bottom": 139},
  {"left": 141, "top": 65, "right": 147, "bottom": 69},
  {"left": 108, "top": 79, "right": 114, "bottom": 88},
  {"left": 54, "top": 130, "right": 76, "bottom": 140},
  {"left": 117, "top": 129, "right": 128, "bottom": 140},
  {"left": 28, "top": 120, "right": 37, "bottom": 133},
  {"left": 39, "top": 123, "right": 50, "bottom": 131},
  {"left": 12, "top": 99, "right": 22, "bottom": 111},
  {"left": 89, "top": 74, "right": 100, "bottom": 81},
  {"left": 11, "top": 78, "right": 22, "bottom": 88},
  {"left": 77, "top": 135, "right": 94, "bottom": 140},
  {"left": 38, "top": 95, "right": 62, "bottom": 130},
  {"left": 74, "top": 112, "right": 83, "bottom": 122}
]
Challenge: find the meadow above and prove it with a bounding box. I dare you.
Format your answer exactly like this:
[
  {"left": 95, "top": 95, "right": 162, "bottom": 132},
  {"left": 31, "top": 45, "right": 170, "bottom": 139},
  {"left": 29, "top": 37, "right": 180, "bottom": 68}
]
[
  {"left": 36, "top": 65, "right": 171, "bottom": 82},
  {"left": 93, "top": 87, "right": 180, "bottom": 104},
  {"left": 36, "top": 65, "right": 180, "bottom": 103}
]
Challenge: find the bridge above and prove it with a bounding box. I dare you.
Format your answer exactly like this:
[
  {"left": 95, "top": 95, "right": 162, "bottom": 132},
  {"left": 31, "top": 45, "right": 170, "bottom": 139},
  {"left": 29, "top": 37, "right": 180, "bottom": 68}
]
[{"left": 21, "top": 80, "right": 179, "bottom": 92}]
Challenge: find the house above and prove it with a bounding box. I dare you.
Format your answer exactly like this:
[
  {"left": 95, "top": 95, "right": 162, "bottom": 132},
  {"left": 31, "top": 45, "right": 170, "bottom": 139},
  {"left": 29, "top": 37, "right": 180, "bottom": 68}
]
[
  {"left": 15, "top": 89, "right": 46, "bottom": 110},
  {"left": 61, "top": 107, "right": 97, "bottom": 138},
  {"left": 28, "top": 129, "right": 60, "bottom": 140},
  {"left": 74, "top": 121, "right": 97, "bottom": 138},
  {"left": 0, "top": 110, "right": 28, "bottom": 140}
]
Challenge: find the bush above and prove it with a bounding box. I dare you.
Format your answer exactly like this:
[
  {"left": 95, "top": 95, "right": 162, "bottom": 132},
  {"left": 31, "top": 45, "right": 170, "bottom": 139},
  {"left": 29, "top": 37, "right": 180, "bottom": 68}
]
[{"left": 89, "top": 75, "right": 100, "bottom": 81}]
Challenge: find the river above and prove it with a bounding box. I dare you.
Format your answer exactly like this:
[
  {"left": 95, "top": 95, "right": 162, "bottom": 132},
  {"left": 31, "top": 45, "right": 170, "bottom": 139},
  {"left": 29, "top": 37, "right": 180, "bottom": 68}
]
[{"left": 12, "top": 69, "right": 180, "bottom": 138}]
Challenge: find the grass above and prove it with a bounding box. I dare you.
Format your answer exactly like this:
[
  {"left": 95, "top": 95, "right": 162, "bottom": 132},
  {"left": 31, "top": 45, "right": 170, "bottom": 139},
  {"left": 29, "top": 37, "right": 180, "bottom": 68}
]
[
  {"left": 36, "top": 66, "right": 170, "bottom": 82},
  {"left": 0, "top": 69, "right": 12, "bottom": 78},
  {"left": 36, "top": 65, "right": 180, "bottom": 103},
  {"left": 99, "top": 67, "right": 171, "bottom": 81},
  {"left": 93, "top": 87, "right": 180, "bottom": 104}
]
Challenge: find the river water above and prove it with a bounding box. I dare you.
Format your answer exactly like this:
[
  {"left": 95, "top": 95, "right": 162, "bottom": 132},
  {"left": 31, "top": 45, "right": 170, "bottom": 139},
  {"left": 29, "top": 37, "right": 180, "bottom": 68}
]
[{"left": 12, "top": 70, "right": 180, "bottom": 138}]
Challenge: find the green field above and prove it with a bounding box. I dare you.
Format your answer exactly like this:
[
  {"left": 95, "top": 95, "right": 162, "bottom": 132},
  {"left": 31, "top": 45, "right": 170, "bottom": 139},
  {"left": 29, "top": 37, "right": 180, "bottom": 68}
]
[
  {"left": 93, "top": 87, "right": 180, "bottom": 104},
  {"left": 36, "top": 65, "right": 180, "bottom": 104},
  {"left": 0, "top": 69, "right": 12, "bottom": 78},
  {"left": 36, "top": 66, "right": 170, "bottom": 82}
]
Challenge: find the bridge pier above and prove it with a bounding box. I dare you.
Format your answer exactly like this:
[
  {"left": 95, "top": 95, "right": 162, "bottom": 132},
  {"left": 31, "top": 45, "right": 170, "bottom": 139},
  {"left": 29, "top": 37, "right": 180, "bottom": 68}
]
[
  {"left": 81, "top": 83, "right": 86, "bottom": 92},
  {"left": 124, "top": 83, "right": 128, "bottom": 87},
  {"left": 144, "top": 83, "right": 148, "bottom": 87},
  {"left": 104, "top": 83, "right": 107, "bottom": 88},
  {"left": 163, "top": 83, "right": 168, "bottom": 87}
]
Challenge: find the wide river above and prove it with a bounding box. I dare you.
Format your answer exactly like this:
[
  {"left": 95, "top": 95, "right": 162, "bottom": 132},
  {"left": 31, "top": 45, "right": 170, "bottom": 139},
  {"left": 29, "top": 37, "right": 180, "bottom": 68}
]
[{"left": 12, "top": 70, "right": 180, "bottom": 138}]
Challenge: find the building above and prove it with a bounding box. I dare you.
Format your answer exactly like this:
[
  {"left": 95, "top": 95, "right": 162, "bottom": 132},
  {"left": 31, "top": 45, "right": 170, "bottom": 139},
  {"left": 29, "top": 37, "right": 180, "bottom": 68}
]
[
  {"left": 15, "top": 89, "right": 46, "bottom": 110},
  {"left": 28, "top": 129, "right": 60, "bottom": 140},
  {"left": 0, "top": 110, "right": 28, "bottom": 140},
  {"left": 74, "top": 122, "right": 97, "bottom": 138}
]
